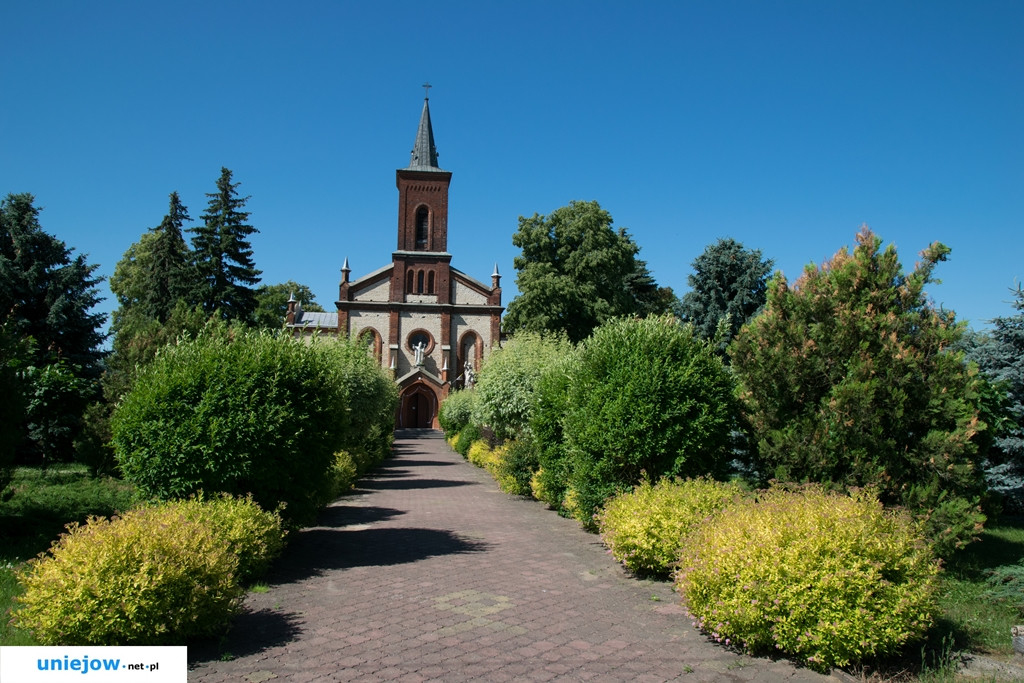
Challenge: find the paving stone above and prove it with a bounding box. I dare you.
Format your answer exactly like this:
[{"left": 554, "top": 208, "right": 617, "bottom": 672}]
[{"left": 188, "top": 430, "right": 839, "bottom": 682}]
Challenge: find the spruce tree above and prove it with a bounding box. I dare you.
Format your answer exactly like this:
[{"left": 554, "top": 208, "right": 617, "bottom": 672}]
[
  {"left": 190, "top": 168, "right": 261, "bottom": 322},
  {"left": 0, "top": 193, "right": 106, "bottom": 377},
  {"left": 678, "top": 238, "right": 774, "bottom": 344},
  {"left": 145, "top": 191, "right": 192, "bottom": 322}
]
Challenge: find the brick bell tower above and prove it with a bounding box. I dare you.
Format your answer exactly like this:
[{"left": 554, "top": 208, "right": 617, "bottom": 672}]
[{"left": 390, "top": 91, "right": 454, "bottom": 308}]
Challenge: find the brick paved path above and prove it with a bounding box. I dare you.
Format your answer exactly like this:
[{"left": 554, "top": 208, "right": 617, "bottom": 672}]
[{"left": 188, "top": 430, "right": 837, "bottom": 682}]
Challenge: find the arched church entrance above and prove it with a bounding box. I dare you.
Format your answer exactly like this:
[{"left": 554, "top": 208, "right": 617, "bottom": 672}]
[{"left": 400, "top": 386, "right": 437, "bottom": 429}]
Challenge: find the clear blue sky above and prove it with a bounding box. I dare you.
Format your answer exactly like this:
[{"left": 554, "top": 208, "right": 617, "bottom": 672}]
[{"left": 2, "top": 1, "right": 1021, "bottom": 334}]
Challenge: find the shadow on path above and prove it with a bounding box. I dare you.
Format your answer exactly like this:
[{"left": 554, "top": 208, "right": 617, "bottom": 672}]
[
  {"left": 188, "top": 608, "right": 302, "bottom": 667},
  {"left": 267, "top": 527, "right": 489, "bottom": 584}
]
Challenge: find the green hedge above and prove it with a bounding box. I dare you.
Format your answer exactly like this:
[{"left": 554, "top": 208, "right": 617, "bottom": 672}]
[
  {"left": 557, "top": 316, "right": 737, "bottom": 526},
  {"left": 112, "top": 328, "right": 396, "bottom": 527}
]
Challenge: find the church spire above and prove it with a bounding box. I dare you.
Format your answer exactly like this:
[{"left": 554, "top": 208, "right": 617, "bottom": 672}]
[{"left": 406, "top": 86, "right": 441, "bottom": 171}]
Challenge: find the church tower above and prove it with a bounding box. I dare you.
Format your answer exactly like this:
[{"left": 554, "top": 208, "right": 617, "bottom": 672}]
[{"left": 292, "top": 90, "right": 503, "bottom": 429}]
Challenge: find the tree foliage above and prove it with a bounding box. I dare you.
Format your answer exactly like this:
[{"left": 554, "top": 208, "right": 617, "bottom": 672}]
[
  {"left": 965, "top": 286, "right": 1024, "bottom": 504},
  {"left": 0, "top": 193, "right": 106, "bottom": 463},
  {"left": 503, "top": 200, "right": 670, "bottom": 343},
  {"left": 189, "top": 168, "right": 261, "bottom": 323},
  {"left": 677, "top": 238, "right": 774, "bottom": 345},
  {"left": 0, "top": 193, "right": 106, "bottom": 377},
  {"left": 253, "top": 281, "right": 324, "bottom": 329},
  {"left": 729, "top": 227, "right": 988, "bottom": 555}
]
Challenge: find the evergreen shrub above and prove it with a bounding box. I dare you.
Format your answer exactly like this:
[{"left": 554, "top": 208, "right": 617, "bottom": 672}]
[
  {"left": 438, "top": 388, "right": 478, "bottom": 437},
  {"left": 13, "top": 505, "right": 242, "bottom": 645},
  {"left": 729, "top": 228, "right": 989, "bottom": 556},
  {"left": 596, "top": 477, "right": 745, "bottom": 577},
  {"left": 112, "top": 329, "right": 395, "bottom": 527},
  {"left": 676, "top": 484, "right": 940, "bottom": 672},
  {"left": 560, "top": 316, "right": 736, "bottom": 526}
]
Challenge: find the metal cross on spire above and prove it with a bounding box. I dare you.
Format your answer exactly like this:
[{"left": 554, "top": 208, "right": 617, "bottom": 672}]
[{"left": 422, "top": 82, "right": 432, "bottom": 99}]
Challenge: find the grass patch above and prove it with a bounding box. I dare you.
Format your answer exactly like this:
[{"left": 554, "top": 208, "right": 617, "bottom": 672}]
[
  {"left": 0, "top": 465, "right": 140, "bottom": 645},
  {"left": 937, "top": 519, "right": 1024, "bottom": 656}
]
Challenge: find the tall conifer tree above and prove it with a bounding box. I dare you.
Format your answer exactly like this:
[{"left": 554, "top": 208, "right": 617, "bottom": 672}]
[
  {"left": 190, "top": 168, "right": 261, "bottom": 321},
  {"left": 145, "top": 191, "right": 192, "bottom": 322}
]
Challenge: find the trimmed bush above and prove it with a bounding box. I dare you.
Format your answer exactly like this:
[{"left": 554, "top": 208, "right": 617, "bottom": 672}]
[
  {"left": 560, "top": 316, "right": 736, "bottom": 526},
  {"left": 112, "top": 328, "right": 396, "bottom": 527},
  {"left": 466, "top": 439, "right": 496, "bottom": 470},
  {"left": 530, "top": 354, "right": 576, "bottom": 510},
  {"left": 676, "top": 484, "right": 940, "bottom": 672},
  {"left": 13, "top": 505, "right": 242, "bottom": 645},
  {"left": 171, "top": 495, "right": 285, "bottom": 583},
  {"left": 438, "top": 388, "right": 478, "bottom": 438},
  {"left": 596, "top": 477, "right": 745, "bottom": 577}
]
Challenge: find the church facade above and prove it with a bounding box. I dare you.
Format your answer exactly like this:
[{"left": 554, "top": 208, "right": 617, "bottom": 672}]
[{"left": 286, "top": 95, "right": 503, "bottom": 429}]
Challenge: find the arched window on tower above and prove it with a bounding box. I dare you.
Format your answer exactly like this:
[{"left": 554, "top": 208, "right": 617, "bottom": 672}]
[
  {"left": 406, "top": 270, "right": 414, "bottom": 294},
  {"left": 427, "top": 271, "right": 435, "bottom": 295},
  {"left": 417, "top": 270, "right": 425, "bottom": 294},
  {"left": 415, "top": 206, "right": 429, "bottom": 248}
]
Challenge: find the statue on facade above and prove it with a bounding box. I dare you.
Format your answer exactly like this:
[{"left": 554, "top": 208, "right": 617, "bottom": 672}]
[
  {"left": 413, "top": 341, "right": 426, "bottom": 367},
  {"left": 464, "top": 361, "right": 476, "bottom": 388}
]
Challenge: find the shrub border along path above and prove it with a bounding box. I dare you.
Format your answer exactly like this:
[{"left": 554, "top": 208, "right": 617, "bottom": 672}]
[{"left": 188, "top": 431, "right": 835, "bottom": 682}]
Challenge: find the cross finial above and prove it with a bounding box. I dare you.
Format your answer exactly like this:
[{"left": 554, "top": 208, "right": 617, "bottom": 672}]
[{"left": 422, "top": 82, "right": 432, "bottom": 99}]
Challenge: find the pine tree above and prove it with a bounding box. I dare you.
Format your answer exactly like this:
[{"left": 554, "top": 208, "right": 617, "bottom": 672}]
[{"left": 190, "top": 168, "right": 261, "bottom": 322}]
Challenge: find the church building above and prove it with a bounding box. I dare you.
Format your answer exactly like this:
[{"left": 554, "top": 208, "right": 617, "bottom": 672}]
[{"left": 286, "top": 94, "right": 503, "bottom": 429}]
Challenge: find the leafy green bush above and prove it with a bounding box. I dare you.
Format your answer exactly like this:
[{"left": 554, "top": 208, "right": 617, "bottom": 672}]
[
  {"left": 453, "top": 423, "right": 481, "bottom": 458},
  {"left": 318, "top": 450, "right": 360, "bottom": 504},
  {"left": 596, "top": 477, "right": 745, "bottom": 577},
  {"left": 676, "top": 484, "right": 940, "bottom": 672},
  {"left": 438, "top": 388, "right": 478, "bottom": 437},
  {"left": 473, "top": 332, "right": 573, "bottom": 441},
  {"left": 112, "top": 328, "right": 395, "bottom": 527},
  {"left": 559, "top": 316, "right": 737, "bottom": 526},
  {"left": 13, "top": 505, "right": 242, "bottom": 645},
  {"left": 729, "top": 228, "right": 988, "bottom": 556},
  {"left": 170, "top": 495, "right": 285, "bottom": 583},
  {"left": 529, "top": 353, "right": 576, "bottom": 510},
  {"left": 490, "top": 437, "right": 539, "bottom": 496}
]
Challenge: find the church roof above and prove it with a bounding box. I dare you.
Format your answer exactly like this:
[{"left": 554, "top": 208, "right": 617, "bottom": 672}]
[
  {"left": 289, "top": 310, "right": 338, "bottom": 330},
  {"left": 405, "top": 97, "right": 443, "bottom": 171}
]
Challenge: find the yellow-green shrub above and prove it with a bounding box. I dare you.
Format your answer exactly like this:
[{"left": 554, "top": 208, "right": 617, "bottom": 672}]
[
  {"left": 676, "top": 485, "right": 940, "bottom": 672},
  {"left": 467, "top": 439, "right": 496, "bottom": 469},
  {"left": 13, "top": 505, "right": 242, "bottom": 645},
  {"left": 171, "top": 495, "right": 285, "bottom": 583},
  {"left": 596, "top": 477, "right": 745, "bottom": 577},
  {"left": 318, "top": 450, "right": 360, "bottom": 505}
]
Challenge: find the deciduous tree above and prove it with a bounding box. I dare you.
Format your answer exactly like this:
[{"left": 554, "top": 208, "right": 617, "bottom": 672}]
[{"left": 503, "top": 200, "right": 667, "bottom": 343}]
